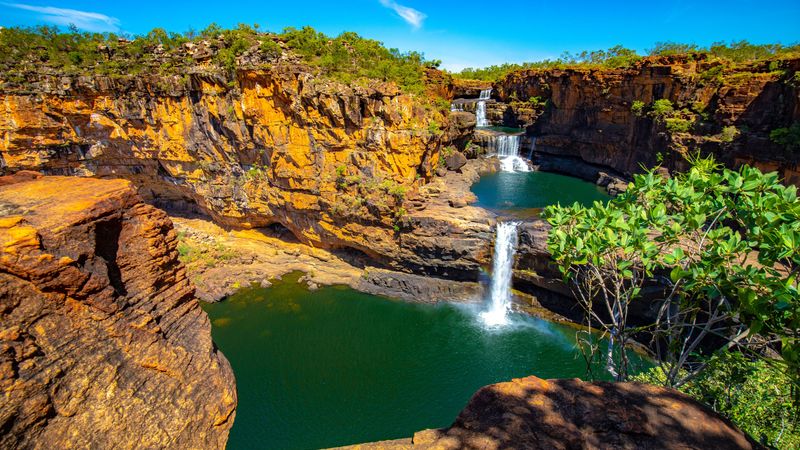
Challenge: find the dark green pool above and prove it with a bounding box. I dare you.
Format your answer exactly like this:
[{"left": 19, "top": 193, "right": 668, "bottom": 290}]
[
  {"left": 203, "top": 276, "right": 648, "bottom": 450},
  {"left": 471, "top": 171, "right": 610, "bottom": 216}
]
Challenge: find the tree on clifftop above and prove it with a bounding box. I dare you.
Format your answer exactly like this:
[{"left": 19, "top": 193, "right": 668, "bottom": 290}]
[{"left": 543, "top": 155, "right": 799, "bottom": 397}]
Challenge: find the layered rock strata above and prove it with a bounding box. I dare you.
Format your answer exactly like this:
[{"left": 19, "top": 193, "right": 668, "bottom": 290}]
[
  {"left": 0, "top": 175, "right": 236, "bottom": 449},
  {"left": 0, "top": 67, "right": 488, "bottom": 277},
  {"left": 492, "top": 56, "right": 800, "bottom": 184}
]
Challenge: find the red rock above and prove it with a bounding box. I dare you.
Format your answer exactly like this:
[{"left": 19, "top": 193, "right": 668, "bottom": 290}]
[{"left": 0, "top": 176, "right": 236, "bottom": 449}]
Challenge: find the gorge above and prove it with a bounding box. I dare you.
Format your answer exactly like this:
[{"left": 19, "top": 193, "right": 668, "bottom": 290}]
[{"left": 1, "top": 22, "right": 797, "bottom": 450}]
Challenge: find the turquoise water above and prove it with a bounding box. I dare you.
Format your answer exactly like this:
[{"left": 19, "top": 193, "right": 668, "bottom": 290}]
[
  {"left": 479, "top": 126, "right": 526, "bottom": 133},
  {"left": 203, "top": 277, "right": 648, "bottom": 450},
  {"left": 471, "top": 171, "right": 610, "bottom": 215}
]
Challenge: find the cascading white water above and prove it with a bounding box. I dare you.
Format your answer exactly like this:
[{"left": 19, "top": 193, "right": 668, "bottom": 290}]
[
  {"left": 528, "top": 136, "right": 537, "bottom": 160},
  {"left": 475, "top": 88, "right": 492, "bottom": 127},
  {"left": 480, "top": 221, "right": 520, "bottom": 327},
  {"left": 450, "top": 103, "right": 464, "bottom": 112},
  {"left": 487, "top": 135, "right": 530, "bottom": 172},
  {"left": 476, "top": 101, "right": 488, "bottom": 127}
]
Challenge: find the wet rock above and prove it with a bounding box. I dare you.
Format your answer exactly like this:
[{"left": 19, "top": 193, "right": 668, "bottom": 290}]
[{"left": 356, "top": 267, "right": 482, "bottom": 303}]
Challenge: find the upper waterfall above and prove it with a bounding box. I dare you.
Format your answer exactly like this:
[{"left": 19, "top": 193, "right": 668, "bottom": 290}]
[
  {"left": 476, "top": 101, "right": 488, "bottom": 127},
  {"left": 486, "top": 134, "right": 530, "bottom": 173}
]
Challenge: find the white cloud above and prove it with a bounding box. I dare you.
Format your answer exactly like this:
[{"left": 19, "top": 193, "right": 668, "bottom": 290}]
[
  {"left": 3, "top": 3, "right": 121, "bottom": 32},
  {"left": 378, "top": 0, "right": 426, "bottom": 29}
]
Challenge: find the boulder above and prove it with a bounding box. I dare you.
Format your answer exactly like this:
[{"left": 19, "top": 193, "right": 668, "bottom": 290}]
[
  {"left": 338, "top": 375, "right": 761, "bottom": 450},
  {"left": 444, "top": 151, "right": 468, "bottom": 171}
]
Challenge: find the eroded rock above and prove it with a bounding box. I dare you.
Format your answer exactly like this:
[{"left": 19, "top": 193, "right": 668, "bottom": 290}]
[{"left": 0, "top": 176, "right": 236, "bottom": 449}]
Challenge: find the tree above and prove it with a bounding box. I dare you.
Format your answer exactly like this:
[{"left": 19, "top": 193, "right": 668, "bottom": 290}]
[{"left": 543, "top": 155, "right": 799, "bottom": 400}]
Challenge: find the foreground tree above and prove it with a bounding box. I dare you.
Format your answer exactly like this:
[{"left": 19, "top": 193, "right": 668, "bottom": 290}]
[{"left": 543, "top": 156, "right": 799, "bottom": 397}]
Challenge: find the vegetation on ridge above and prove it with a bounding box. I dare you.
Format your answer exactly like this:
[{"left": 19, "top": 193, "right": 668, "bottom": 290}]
[
  {"left": 454, "top": 40, "right": 800, "bottom": 81},
  {"left": 0, "top": 24, "right": 440, "bottom": 94}
]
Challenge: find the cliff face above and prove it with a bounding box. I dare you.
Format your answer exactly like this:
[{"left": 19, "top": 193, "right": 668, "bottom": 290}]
[
  {"left": 0, "top": 174, "right": 236, "bottom": 449},
  {"left": 495, "top": 57, "right": 800, "bottom": 184},
  {"left": 0, "top": 68, "right": 490, "bottom": 277}
]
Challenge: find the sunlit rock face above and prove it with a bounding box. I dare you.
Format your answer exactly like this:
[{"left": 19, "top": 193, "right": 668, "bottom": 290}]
[
  {"left": 0, "top": 174, "right": 236, "bottom": 449},
  {"left": 0, "top": 68, "right": 496, "bottom": 278}
]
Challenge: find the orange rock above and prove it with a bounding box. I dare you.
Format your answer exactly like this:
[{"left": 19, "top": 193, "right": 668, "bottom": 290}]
[{"left": 0, "top": 176, "right": 236, "bottom": 449}]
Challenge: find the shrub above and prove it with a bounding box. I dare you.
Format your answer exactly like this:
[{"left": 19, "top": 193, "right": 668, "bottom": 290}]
[
  {"left": 770, "top": 122, "right": 800, "bottom": 151},
  {"left": 648, "top": 42, "right": 699, "bottom": 56},
  {"left": 631, "top": 100, "right": 646, "bottom": 116},
  {"left": 544, "top": 156, "right": 800, "bottom": 395},
  {"left": 699, "top": 65, "right": 725, "bottom": 84},
  {"left": 634, "top": 353, "right": 799, "bottom": 449},
  {"left": 650, "top": 99, "right": 674, "bottom": 118},
  {"left": 720, "top": 125, "right": 739, "bottom": 142},
  {"left": 664, "top": 117, "right": 692, "bottom": 133},
  {"left": 259, "top": 38, "right": 281, "bottom": 58}
]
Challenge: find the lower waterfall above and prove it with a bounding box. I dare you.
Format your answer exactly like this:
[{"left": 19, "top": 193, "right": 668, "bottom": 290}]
[{"left": 480, "top": 221, "right": 520, "bottom": 327}]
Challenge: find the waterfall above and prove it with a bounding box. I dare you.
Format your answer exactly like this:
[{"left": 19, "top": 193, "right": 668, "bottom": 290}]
[
  {"left": 476, "top": 101, "right": 488, "bottom": 127},
  {"left": 528, "top": 136, "right": 537, "bottom": 160},
  {"left": 487, "top": 135, "right": 530, "bottom": 172},
  {"left": 480, "top": 221, "right": 520, "bottom": 327},
  {"left": 475, "top": 89, "right": 492, "bottom": 127},
  {"left": 450, "top": 103, "right": 464, "bottom": 112}
]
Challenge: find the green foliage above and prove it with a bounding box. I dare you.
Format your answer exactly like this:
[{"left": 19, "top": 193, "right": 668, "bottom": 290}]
[
  {"left": 427, "top": 120, "right": 441, "bottom": 135},
  {"left": 664, "top": 117, "right": 692, "bottom": 133},
  {"left": 648, "top": 42, "right": 699, "bottom": 56},
  {"left": 279, "top": 26, "right": 430, "bottom": 94},
  {"left": 699, "top": 65, "right": 725, "bottom": 84},
  {"left": 650, "top": 99, "right": 675, "bottom": 118},
  {"left": 454, "top": 45, "right": 642, "bottom": 81},
  {"left": 528, "top": 96, "right": 548, "bottom": 107},
  {"left": 544, "top": 157, "right": 800, "bottom": 398},
  {"left": 258, "top": 38, "right": 281, "bottom": 58},
  {"left": 720, "top": 126, "right": 740, "bottom": 143},
  {"left": 770, "top": 122, "right": 800, "bottom": 152},
  {"left": 631, "top": 100, "right": 646, "bottom": 116},
  {"left": 707, "top": 40, "right": 800, "bottom": 63},
  {"left": 0, "top": 23, "right": 436, "bottom": 94},
  {"left": 634, "top": 353, "right": 799, "bottom": 449}
]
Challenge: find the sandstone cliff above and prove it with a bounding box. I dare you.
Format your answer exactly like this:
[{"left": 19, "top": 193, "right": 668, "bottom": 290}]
[
  {"left": 0, "top": 67, "right": 491, "bottom": 278},
  {"left": 492, "top": 56, "right": 800, "bottom": 184},
  {"left": 0, "top": 174, "right": 236, "bottom": 449}
]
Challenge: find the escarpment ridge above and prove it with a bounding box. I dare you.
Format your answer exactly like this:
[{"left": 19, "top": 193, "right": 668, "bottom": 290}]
[{"left": 484, "top": 55, "right": 800, "bottom": 184}]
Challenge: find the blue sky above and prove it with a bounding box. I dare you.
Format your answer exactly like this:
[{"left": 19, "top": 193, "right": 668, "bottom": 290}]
[{"left": 2, "top": 1, "right": 799, "bottom": 71}]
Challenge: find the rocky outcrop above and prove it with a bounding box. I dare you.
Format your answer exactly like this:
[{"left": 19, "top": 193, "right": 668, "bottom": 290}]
[
  {"left": 337, "top": 375, "right": 761, "bottom": 449},
  {"left": 0, "top": 175, "right": 236, "bottom": 449},
  {"left": 356, "top": 267, "right": 482, "bottom": 303},
  {"left": 494, "top": 56, "right": 800, "bottom": 184}
]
